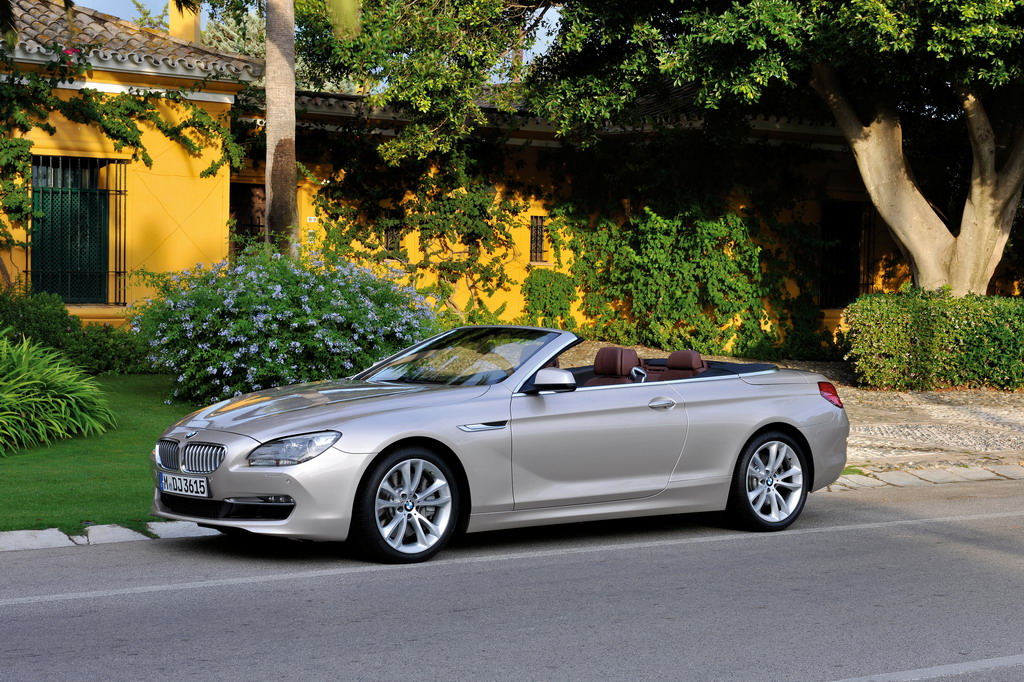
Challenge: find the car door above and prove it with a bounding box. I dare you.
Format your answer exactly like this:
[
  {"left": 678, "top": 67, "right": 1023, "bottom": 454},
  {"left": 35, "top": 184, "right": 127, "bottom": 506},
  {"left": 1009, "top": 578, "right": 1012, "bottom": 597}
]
[{"left": 509, "top": 382, "right": 688, "bottom": 509}]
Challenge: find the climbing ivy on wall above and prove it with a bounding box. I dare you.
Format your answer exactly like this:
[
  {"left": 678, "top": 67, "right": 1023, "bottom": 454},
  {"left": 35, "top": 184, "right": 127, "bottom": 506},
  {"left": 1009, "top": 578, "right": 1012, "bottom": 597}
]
[
  {"left": 303, "top": 120, "right": 841, "bottom": 358},
  {"left": 519, "top": 267, "right": 577, "bottom": 329},
  {"left": 555, "top": 204, "right": 773, "bottom": 353},
  {"left": 0, "top": 43, "right": 245, "bottom": 286},
  {"left": 309, "top": 127, "right": 529, "bottom": 324},
  {"left": 540, "top": 131, "right": 839, "bottom": 359}
]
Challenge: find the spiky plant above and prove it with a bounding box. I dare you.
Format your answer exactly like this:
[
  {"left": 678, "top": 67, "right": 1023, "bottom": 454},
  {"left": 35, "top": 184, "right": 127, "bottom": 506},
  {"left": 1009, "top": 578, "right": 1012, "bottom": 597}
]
[{"left": 0, "top": 328, "right": 116, "bottom": 456}]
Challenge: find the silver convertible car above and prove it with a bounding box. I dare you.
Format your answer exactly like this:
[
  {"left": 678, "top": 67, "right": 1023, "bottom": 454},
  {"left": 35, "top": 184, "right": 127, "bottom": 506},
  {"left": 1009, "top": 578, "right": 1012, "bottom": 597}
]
[{"left": 152, "top": 326, "right": 848, "bottom": 562}]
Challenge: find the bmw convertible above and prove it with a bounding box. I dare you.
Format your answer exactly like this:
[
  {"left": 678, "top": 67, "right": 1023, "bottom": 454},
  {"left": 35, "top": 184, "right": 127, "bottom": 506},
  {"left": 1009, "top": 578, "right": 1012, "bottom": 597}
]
[{"left": 152, "top": 325, "right": 849, "bottom": 562}]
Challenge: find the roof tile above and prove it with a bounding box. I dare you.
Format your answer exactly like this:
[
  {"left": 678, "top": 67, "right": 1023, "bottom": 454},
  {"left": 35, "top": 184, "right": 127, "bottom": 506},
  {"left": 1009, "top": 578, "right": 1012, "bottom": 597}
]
[{"left": 12, "top": 0, "right": 263, "bottom": 80}]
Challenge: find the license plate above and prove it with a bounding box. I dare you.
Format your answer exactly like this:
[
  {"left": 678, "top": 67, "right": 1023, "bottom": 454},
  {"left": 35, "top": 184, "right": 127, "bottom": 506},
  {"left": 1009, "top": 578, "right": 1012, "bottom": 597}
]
[{"left": 159, "top": 472, "right": 210, "bottom": 498}]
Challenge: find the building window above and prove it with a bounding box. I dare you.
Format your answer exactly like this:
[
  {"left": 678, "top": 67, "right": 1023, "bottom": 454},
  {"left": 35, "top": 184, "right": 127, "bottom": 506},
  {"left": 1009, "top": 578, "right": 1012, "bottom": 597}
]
[
  {"left": 383, "top": 224, "right": 402, "bottom": 253},
  {"left": 530, "top": 215, "right": 547, "bottom": 262},
  {"left": 29, "top": 156, "right": 127, "bottom": 304}
]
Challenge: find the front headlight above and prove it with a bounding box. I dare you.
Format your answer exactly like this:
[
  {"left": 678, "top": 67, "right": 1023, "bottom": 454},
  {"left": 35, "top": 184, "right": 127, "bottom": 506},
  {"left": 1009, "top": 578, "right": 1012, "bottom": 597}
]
[{"left": 247, "top": 431, "right": 342, "bottom": 467}]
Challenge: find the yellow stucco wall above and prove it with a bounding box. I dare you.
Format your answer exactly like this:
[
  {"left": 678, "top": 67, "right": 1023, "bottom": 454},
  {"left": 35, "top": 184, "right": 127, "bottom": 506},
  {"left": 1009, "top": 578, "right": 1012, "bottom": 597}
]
[
  {"left": 291, "top": 148, "right": 567, "bottom": 323},
  {"left": 1, "top": 76, "right": 236, "bottom": 325}
]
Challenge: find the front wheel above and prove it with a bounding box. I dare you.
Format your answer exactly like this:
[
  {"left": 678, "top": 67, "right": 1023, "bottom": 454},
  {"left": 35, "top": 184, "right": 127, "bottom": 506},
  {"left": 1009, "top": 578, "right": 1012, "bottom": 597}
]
[
  {"left": 726, "top": 432, "right": 808, "bottom": 532},
  {"left": 351, "top": 447, "right": 460, "bottom": 563}
]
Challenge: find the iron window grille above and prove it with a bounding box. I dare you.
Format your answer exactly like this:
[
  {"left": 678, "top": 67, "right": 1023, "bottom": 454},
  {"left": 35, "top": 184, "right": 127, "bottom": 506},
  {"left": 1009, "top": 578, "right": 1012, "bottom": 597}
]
[
  {"left": 383, "top": 224, "right": 402, "bottom": 253},
  {"left": 27, "top": 156, "right": 128, "bottom": 305},
  {"left": 530, "top": 215, "right": 547, "bottom": 262}
]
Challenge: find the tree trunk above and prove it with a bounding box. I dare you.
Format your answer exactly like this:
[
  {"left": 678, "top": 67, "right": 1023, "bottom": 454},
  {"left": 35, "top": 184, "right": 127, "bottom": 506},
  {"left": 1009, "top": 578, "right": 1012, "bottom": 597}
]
[
  {"left": 810, "top": 63, "right": 1024, "bottom": 295},
  {"left": 264, "top": 0, "right": 298, "bottom": 249}
]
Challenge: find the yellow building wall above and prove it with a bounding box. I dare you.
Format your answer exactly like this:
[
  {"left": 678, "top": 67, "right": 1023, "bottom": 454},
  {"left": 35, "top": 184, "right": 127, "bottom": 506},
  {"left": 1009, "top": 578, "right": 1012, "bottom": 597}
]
[
  {"left": 292, "top": 147, "right": 569, "bottom": 323},
  {"left": 1, "top": 81, "right": 235, "bottom": 325}
]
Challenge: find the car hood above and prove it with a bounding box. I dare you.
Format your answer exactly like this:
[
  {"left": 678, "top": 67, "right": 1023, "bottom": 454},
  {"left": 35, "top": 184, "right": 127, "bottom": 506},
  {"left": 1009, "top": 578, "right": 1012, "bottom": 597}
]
[{"left": 176, "top": 379, "right": 491, "bottom": 441}]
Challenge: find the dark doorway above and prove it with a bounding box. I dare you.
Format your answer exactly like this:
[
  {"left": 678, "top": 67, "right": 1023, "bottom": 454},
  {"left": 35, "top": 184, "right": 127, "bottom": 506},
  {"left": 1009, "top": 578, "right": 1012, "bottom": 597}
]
[
  {"left": 819, "top": 200, "right": 874, "bottom": 308},
  {"left": 229, "top": 183, "right": 266, "bottom": 251}
]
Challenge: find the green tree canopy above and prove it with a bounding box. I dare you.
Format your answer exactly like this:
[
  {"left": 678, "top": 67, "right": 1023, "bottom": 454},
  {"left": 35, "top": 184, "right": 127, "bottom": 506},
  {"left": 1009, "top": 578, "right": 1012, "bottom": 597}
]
[
  {"left": 525, "top": 1, "right": 1024, "bottom": 294},
  {"left": 294, "top": 0, "right": 549, "bottom": 163}
]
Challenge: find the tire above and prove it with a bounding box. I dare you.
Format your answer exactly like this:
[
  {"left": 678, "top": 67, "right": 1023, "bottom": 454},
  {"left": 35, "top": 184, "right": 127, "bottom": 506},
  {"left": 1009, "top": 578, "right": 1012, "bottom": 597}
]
[
  {"left": 351, "top": 447, "right": 460, "bottom": 563},
  {"left": 726, "top": 431, "right": 808, "bottom": 532}
]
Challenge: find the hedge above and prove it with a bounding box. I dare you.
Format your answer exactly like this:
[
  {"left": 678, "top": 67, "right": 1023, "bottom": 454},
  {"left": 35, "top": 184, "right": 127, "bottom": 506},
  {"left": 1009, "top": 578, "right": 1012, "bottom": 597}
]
[
  {"left": 845, "top": 289, "right": 1024, "bottom": 390},
  {"left": 0, "top": 287, "right": 150, "bottom": 374}
]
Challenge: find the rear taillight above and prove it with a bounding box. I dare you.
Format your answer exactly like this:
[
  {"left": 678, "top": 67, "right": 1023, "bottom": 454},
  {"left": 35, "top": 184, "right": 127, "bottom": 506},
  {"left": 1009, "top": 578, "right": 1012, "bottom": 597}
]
[{"left": 818, "top": 381, "right": 843, "bottom": 408}]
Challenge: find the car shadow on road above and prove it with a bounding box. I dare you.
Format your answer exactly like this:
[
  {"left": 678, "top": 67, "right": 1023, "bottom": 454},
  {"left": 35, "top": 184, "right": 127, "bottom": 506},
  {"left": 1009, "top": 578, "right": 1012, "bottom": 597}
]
[
  {"left": 164, "top": 511, "right": 735, "bottom": 565},
  {"left": 450, "top": 511, "right": 731, "bottom": 554}
]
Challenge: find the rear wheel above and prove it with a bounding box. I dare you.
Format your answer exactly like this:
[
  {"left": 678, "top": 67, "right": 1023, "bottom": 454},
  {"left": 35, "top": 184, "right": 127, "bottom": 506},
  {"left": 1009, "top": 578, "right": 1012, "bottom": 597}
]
[
  {"left": 352, "top": 447, "right": 459, "bottom": 563},
  {"left": 726, "top": 432, "right": 808, "bottom": 531}
]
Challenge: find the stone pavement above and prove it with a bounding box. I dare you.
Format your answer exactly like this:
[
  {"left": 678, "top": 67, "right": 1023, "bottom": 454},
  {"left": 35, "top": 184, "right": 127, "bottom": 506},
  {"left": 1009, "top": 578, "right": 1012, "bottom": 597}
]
[
  {"left": 830, "top": 384, "right": 1024, "bottom": 491},
  {"left": 3, "top": 382, "right": 1023, "bottom": 551}
]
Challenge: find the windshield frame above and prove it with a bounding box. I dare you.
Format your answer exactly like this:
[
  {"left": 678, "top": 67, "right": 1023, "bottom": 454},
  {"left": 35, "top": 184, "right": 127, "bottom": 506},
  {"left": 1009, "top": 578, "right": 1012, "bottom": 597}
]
[{"left": 354, "top": 326, "right": 570, "bottom": 387}]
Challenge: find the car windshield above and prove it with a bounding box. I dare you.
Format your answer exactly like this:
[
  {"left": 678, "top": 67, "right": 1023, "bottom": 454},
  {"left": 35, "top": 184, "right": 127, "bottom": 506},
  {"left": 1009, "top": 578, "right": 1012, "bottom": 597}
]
[{"left": 362, "top": 328, "right": 560, "bottom": 386}]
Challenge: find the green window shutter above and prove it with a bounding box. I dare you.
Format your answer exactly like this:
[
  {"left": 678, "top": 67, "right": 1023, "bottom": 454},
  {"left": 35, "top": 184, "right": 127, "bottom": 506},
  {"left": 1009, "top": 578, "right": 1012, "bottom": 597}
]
[{"left": 30, "top": 157, "right": 124, "bottom": 305}]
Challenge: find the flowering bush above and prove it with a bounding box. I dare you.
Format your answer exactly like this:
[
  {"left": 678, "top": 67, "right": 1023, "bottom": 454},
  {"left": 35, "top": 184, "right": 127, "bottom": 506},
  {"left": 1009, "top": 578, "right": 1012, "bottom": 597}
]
[{"left": 129, "top": 248, "right": 440, "bottom": 403}]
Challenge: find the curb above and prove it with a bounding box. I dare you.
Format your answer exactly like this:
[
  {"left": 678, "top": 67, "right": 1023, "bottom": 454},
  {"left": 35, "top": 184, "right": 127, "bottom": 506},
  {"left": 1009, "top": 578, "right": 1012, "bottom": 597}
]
[
  {"left": 0, "top": 521, "right": 220, "bottom": 553},
  {"left": 827, "top": 463, "right": 1024, "bottom": 492}
]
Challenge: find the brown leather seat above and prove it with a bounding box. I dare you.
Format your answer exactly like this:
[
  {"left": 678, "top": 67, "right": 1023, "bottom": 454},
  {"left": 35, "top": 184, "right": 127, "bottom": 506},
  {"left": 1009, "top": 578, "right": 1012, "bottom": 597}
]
[
  {"left": 641, "top": 358, "right": 666, "bottom": 379},
  {"left": 655, "top": 350, "right": 708, "bottom": 381},
  {"left": 584, "top": 347, "right": 641, "bottom": 386}
]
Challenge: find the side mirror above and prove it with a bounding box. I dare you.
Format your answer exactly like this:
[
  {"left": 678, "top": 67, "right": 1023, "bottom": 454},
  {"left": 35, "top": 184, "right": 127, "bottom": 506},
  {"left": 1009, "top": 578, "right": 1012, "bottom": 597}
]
[{"left": 524, "top": 367, "right": 577, "bottom": 394}]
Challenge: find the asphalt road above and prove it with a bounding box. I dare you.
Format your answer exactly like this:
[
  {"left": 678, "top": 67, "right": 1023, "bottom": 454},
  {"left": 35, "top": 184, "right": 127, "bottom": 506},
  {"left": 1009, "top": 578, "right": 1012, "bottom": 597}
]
[{"left": 3, "top": 480, "right": 1024, "bottom": 682}]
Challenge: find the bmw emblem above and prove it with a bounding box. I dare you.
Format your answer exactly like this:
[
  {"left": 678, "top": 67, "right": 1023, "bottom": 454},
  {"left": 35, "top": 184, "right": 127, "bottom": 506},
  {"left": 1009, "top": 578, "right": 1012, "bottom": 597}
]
[
  {"left": 404, "top": 501, "right": 415, "bottom": 512},
  {"left": 186, "top": 430, "right": 198, "bottom": 439}
]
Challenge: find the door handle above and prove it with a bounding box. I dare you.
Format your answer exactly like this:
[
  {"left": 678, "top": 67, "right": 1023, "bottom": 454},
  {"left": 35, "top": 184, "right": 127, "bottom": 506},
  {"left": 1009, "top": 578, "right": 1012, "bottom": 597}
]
[{"left": 648, "top": 398, "right": 676, "bottom": 410}]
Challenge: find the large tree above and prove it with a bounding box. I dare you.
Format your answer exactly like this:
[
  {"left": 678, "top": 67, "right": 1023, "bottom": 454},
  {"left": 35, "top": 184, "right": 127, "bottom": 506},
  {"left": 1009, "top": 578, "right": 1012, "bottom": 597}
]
[
  {"left": 264, "top": 0, "right": 298, "bottom": 246},
  {"left": 297, "top": 0, "right": 548, "bottom": 164},
  {"left": 239, "top": 0, "right": 357, "bottom": 246},
  {"left": 527, "top": 1, "right": 1024, "bottom": 295}
]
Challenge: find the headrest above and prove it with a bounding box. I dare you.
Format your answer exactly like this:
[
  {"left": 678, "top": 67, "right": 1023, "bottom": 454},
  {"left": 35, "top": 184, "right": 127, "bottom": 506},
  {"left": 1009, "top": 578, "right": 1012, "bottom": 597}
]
[
  {"left": 593, "top": 347, "right": 641, "bottom": 376},
  {"left": 667, "top": 350, "right": 707, "bottom": 371}
]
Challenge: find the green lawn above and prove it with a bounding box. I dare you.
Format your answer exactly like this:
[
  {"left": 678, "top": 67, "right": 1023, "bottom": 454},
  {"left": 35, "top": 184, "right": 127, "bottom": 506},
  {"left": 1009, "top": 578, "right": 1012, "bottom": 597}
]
[{"left": 0, "top": 375, "right": 197, "bottom": 536}]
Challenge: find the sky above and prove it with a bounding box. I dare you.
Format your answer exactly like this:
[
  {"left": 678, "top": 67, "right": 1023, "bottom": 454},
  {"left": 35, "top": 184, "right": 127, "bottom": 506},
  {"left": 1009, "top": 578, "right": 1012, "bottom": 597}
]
[
  {"left": 78, "top": 0, "right": 558, "bottom": 62},
  {"left": 86, "top": 0, "right": 185, "bottom": 23}
]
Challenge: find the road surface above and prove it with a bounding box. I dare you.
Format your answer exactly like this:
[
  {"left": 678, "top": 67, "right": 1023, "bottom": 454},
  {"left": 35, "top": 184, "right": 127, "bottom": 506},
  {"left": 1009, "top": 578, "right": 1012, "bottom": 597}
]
[{"left": 3, "top": 479, "right": 1023, "bottom": 681}]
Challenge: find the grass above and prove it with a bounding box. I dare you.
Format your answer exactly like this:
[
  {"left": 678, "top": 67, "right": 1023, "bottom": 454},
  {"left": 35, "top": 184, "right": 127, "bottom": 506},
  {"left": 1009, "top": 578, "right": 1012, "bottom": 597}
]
[
  {"left": 0, "top": 375, "right": 196, "bottom": 536},
  {"left": 841, "top": 466, "right": 868, "bottom": 476}
]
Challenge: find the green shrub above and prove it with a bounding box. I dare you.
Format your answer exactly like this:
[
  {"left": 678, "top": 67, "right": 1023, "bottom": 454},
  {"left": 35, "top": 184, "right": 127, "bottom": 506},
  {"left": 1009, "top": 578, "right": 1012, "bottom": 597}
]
[
  {"left": 77, "top": 323, "right": 153, "bottom": 374},
  {"left": 845, "top": 288, "right": 1024, "bottom": 390},
  {"left": 518, "top": 268, "right": 577, "bottom": 329},
  {"left": 0, "top": 287, "right": 81, "bottom": 352},
  {"left": 562, "top": 206, "right": 778, "bottom": 354},
  {"left": 0, "top": 287, "right": 149, "bottom": 374},
  {"left": 0, "top": 329, "right": 117, "bottom": 456},
  {"left": 128, "top": 246, "right": 441, "bottom": 404}
]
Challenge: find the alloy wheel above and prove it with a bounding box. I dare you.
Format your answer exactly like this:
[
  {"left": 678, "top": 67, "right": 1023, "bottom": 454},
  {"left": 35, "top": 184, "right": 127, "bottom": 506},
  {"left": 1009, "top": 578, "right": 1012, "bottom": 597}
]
[
  {"left": 373, "top": 458, "right": 454, "bottom": 554},
  {"left": 744, "top": 440, "right": 804, "bottom": 523}
]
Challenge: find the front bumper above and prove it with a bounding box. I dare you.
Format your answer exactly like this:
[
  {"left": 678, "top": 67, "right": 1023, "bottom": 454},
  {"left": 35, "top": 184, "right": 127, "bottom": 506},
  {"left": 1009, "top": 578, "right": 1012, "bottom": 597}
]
[{"left": 151, "top": 428, "right": 376, "bottom": 541}]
